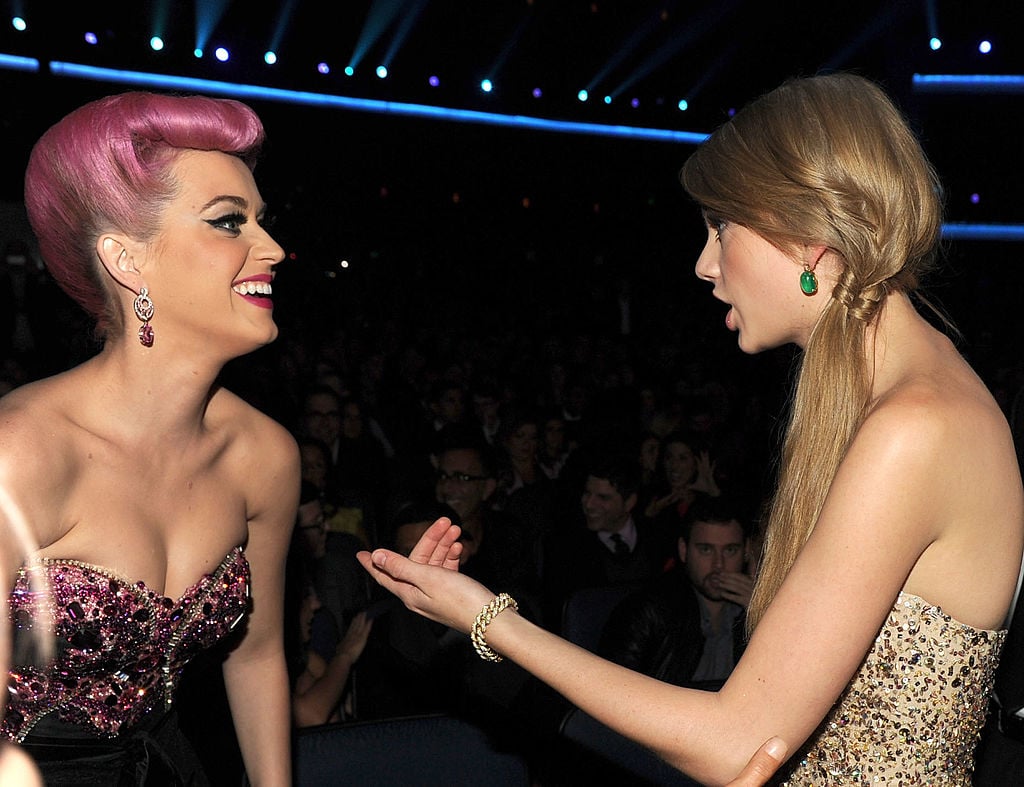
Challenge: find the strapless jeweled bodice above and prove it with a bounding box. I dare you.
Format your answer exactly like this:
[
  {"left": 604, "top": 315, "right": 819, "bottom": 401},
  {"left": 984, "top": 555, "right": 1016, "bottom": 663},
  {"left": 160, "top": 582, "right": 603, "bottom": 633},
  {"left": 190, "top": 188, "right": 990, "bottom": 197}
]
[
  {"left": 1, "top": 547, "right": 250, "bottom": 742},
  {"left": 780, "top": 591, "right": 1005, "bottom": 786}
]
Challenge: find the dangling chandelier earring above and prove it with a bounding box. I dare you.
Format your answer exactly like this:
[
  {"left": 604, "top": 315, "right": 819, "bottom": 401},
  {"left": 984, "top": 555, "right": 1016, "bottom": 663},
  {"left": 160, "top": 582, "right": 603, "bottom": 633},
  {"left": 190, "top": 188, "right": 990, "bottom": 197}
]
[
  {"left": 800, "top": 263, "right": 818, "bottom": 296},
  {"left": 133, "top": 287, "right": 155, "bottom": 347}
]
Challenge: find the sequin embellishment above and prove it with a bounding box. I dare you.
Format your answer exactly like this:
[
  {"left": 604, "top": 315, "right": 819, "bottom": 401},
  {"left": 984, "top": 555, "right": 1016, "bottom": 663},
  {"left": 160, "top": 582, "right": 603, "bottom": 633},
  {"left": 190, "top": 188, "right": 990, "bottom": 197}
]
[
  {"left": 781, "top": 591, "right": 1005, "bottom": 786},
  {"left": 1, "top": 547, "right": 250, "bottom": 742}
]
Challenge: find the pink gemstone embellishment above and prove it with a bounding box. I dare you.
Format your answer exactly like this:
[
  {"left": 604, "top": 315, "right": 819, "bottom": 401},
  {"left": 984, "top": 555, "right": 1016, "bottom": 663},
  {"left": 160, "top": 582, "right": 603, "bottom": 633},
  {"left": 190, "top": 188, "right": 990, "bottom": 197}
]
[{"left": 138, "top": 324, "right": 154, "bottom": 347}]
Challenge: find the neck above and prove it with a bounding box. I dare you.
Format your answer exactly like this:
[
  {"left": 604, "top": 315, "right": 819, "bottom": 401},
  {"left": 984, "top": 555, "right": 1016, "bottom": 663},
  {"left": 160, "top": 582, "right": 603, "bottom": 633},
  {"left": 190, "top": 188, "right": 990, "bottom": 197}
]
[
  {"left": 863, "top": 291, "right": 944, "bottom": 401},
  {"left": 83, "top": 338, "right": 226, "bottom": 442}
]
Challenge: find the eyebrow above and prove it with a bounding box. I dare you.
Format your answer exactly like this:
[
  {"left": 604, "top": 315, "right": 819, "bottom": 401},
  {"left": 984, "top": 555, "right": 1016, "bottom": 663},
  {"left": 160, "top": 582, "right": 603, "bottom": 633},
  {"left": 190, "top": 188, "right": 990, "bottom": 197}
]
[{"left": 201, "top": 195, "right": 268, "bottom": 219}]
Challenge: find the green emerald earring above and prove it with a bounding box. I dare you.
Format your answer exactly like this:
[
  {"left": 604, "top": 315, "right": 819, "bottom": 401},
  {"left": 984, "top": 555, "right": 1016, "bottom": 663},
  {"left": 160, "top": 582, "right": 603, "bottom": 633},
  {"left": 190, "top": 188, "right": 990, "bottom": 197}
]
[{"left": 800, "top": 264, "right": 818, "bottom": 296}]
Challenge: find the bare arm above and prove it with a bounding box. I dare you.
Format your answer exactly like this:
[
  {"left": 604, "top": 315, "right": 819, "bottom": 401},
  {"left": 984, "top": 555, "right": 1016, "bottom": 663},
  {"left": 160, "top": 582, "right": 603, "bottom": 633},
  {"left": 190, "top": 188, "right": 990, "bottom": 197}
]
[{"left": 223, "top": 424, "right": 300, "bottom": 787}]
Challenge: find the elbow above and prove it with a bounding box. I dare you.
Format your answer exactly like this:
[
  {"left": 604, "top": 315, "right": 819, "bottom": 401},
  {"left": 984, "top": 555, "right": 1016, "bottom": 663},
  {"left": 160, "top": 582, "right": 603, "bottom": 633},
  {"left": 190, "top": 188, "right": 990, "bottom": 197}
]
[{"left": 291, "top": 696, "right": 331, "bottom": 729}]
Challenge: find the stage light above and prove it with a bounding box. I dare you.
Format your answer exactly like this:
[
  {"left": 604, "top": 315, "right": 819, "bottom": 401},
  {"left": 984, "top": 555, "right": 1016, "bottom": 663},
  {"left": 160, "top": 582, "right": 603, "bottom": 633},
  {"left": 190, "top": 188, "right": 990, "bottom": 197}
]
[
  {"left": 630, "top": 98, "right": 639, "bottom": 108},
  {"left": 532, "top": 87, "right": 542, "bottom": 98},
  {"left": 11, "top": 17, "right": 26, "bottom": 32},
  {"left": 429, "top": 75, "right": 440, "bottom": 87},
  {"left": 971, "top": 193, "right": 981, "bottom": 204},
  {"left": 603, "top": 95, "right": 611, "bottom": 104},
  {"left": 85, "top": 32, "right": 98, "bottom": 45},
  {"left": 577, "top": 89, "right": 588, "bottom": 102},
  {"left": 344, "top": 66, "right": 354, "bottom": 76},
  {"left": 376, "top": 65, "right": 388, "bottom": 78},
  {"left": 481, "top": 79, "right": 493, "bottom": 92},
  {"left": 194, "top": 48, "right": 203, "bottom": 58},
  {"left": 215, "top": 47, "right": 230, "bottom": 62},
  {"left": 150, "top": 37, "right": 165, "bottom": 52},
  {"left": 930, "top": 37, "right": 942, "bottom": 51},
  {"left": 264, "top": 51, "right": 277, "bottom": 65},
  {"left": 677, "top": 99, "right": 689, "bottom": 111},
  {"left": 979, "top": 40, "right": 992, "bottom": 54},
  {"left": 318, "top": 62, "right": 330, "bottom": 75}
]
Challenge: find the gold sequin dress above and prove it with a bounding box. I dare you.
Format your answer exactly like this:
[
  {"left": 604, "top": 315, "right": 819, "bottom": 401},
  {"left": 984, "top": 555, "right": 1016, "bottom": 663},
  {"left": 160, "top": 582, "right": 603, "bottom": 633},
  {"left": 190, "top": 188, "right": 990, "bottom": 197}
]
[{"left": 780, "top": 591, "right": 1005, "bottom": 785}]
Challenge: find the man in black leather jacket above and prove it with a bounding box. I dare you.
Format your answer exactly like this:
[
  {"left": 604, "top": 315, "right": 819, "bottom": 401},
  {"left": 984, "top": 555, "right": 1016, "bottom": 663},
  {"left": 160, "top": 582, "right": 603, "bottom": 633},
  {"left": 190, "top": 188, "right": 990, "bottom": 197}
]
[{"left": 597, "top": 494, "right": 753, "bottom": 689}]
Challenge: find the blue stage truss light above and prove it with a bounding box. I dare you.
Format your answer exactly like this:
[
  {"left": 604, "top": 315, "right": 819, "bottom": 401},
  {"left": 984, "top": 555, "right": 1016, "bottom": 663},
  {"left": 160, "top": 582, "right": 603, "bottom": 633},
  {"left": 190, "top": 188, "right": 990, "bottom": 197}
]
[
  {"left": 264, "top": 51, "right": 277, "bottom": 65},
  {"left": 376, "top": 65, "right": 387, "bottom": 79},
  {"left": 344, "top": 66, "right": 354, "bottom": 76},
  {"left": 481, "top": 79, "right": 493, "bottom": 92},
  {"left": 11, "top": 17, "right": 26, "bottom": 32},
  {"left": 0, "top": 53, "right": 38, "bottom": 72},
  {"left": 85, "top": 32, "right": 98, "bottom": 45},
  {"left": 150, "top": 36, "right": 165, "bottom": 52},
  {"left": 979, "top": 40, "right": 992, "bottom": 54},
  {"left": 929, "top": 37, "right": 942, "bottom": 51},
  {"left": 677, "top": 99, "right": 689, "bottom": 111},
  {"left": 428, "top": 75, "right": 440, "bottom": 87},
  {"left": 318, "top": 62, "right": 330, "bottom": 75},
  {"left": 913, "top": 73, "right": 1024, "bottom": 94},
  {"left": 603, "top": 95, "right": 611, "bottom": 104},
  {"left": 214, "top": 47, "right": 230, "bottom": 62},
  {"left": 194, "top": 48, "right": 203, "bottom": 58},
  {"left": 532, "top": 87, "right": 542, "bottom": 98},
  {"left": 577, "top": 89, "right": 588, "bottom": 102}
]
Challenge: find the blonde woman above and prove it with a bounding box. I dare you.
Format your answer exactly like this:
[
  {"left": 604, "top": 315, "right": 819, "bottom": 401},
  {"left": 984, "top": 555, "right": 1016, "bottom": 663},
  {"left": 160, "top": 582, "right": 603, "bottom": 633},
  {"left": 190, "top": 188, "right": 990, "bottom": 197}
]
[{"left": 359, "top": 73, "right": 1023, "bottom": 785}]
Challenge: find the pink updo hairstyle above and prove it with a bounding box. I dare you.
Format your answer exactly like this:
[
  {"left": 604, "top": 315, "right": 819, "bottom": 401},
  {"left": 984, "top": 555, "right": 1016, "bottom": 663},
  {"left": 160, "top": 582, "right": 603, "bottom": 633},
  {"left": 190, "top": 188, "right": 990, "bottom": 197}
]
[{"left": 24, "top": 91, "right": 266, "bottom": 340}]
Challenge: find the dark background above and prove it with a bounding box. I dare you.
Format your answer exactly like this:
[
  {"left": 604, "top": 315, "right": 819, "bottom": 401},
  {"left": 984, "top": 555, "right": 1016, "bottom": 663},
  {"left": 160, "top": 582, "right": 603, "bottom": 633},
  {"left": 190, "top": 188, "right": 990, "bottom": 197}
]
[{"left": 0, "top": 0, "right": 1022, "bottom": 391}]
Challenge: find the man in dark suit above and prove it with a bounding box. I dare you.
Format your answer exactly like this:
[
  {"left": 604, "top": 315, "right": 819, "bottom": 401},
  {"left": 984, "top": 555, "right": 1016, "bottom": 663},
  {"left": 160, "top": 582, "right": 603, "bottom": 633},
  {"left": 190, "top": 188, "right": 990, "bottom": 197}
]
[{"left": 541, "top": 454, "right": 666, "bottom": 626}]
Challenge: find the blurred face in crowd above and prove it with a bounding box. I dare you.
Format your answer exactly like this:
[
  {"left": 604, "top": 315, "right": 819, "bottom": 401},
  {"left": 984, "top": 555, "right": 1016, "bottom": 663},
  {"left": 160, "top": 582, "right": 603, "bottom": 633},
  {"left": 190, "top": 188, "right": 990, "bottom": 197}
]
[
  {"left": 473, "top": 393, "right": 500, "bottom": 428},
  {"left": 543, "top": 417, "right": 567, "bottom": 454},
  {"left": 664, "top": 439, "right": 697, "bottom": 490},
  {"left": 435, "top": 448, "right": 495, "bottom": 521},
  {"left": 434, "top": 386, "right": 465, "bottom": 425},
  {"left": 341, "top": 400, "right": 363, "bottom": 440},
  {"left": 678, "top": 520, "right": 746, "bottom": 602},
  {"left": 581, "top": 475, "right": 636, "bottom": 534},
  {"left": 640, "top": 435, "right": 660, "bottom": 475},
  {"left": 300, "top": 442, "right": 329, "bottom": 490},
  {"left": 303, "top": 391, "right": 341, "bottom": 447},
  {"left": 505, "top": 422, "right": 539, "bottom": 464}
]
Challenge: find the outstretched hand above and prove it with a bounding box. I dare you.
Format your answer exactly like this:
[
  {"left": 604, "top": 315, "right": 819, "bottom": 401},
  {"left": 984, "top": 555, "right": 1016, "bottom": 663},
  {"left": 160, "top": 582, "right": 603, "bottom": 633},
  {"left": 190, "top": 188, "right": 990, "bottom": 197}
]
[
  {"left": 725, "top": 737, "right": 788, "bottom": 786},
  {"left": 357, "top": 517, "right": 496, "bottom": 633}
]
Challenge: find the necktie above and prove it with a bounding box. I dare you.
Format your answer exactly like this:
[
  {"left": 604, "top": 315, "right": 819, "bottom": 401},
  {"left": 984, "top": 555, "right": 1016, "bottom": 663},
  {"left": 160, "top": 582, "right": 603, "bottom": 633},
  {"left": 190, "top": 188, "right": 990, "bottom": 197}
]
[{"left": 609, "top": 532, "right": 630, "bottom": 556}]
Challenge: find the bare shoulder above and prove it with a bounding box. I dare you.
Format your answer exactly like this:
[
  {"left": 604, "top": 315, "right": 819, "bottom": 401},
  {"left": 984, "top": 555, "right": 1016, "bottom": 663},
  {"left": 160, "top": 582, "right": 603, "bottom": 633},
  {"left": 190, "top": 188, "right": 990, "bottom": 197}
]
[
  {"left": 867, "top": 359, "right": 1011, "bottom": 455},
  {"left": 0, "top": 380, "right": 77, "bottom": 539},
  {"left": 208, "top": 388, "right": 300, "bottom": 504}
]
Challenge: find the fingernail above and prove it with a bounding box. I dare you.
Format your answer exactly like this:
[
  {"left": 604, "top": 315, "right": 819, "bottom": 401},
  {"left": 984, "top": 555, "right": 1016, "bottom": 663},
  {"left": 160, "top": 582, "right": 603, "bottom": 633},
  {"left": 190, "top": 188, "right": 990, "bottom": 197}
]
[
  {"left": 764, "top": 737, "right": 787, "bottom": 759},
  {"left": 372, "top": 551, "right": 386, "bottom": 567}
]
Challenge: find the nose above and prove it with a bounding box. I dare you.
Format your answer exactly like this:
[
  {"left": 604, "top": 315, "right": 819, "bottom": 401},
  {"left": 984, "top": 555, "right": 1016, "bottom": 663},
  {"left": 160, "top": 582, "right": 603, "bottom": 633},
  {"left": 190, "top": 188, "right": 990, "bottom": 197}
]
[
  {"left": 711, "top": 550, "right": 724, "bottom": 570},
  {"left": 256, "top": 224, "right": 287, "bottom": 267},
  {"left": 695, "top": 236, "right": 718, "bottom": 283}
]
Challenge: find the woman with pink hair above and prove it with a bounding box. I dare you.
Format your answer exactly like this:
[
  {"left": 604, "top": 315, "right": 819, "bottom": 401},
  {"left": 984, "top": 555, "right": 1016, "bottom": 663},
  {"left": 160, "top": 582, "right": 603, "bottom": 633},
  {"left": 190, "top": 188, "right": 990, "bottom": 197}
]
[{"left": 0, "top": 91, "right": 298, "bottom": 785}]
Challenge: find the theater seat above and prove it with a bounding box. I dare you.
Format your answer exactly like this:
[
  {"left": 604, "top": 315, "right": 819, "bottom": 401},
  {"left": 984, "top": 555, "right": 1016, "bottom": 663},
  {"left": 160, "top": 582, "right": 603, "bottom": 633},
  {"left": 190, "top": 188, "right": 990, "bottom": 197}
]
[
  {"left": 294, "top": 714, "right": 530, "bottom": 787},
  {"left": 560, "top": 583, "right": 640, "bottom": 653}
]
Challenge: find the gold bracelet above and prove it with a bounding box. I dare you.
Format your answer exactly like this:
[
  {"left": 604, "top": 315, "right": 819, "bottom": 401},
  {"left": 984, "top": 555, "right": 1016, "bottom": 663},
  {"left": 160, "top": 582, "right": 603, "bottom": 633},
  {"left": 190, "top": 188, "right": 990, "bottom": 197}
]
[{"left": 470, "top": 593, "right": 518, "bottom": 662}]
